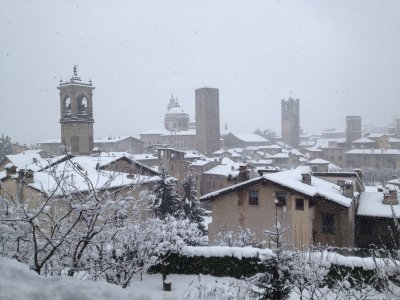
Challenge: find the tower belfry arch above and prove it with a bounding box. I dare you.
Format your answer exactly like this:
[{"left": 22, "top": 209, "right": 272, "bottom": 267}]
[{"left": 58, "top": 66, "right": 95, "bottom": 155}]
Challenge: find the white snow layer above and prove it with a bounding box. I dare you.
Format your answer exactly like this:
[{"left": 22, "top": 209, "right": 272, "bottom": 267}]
[
  {"left": 357, "top": 190, "right": 400, "bottom": 218},
  {"left": 0, "top": 256, "right": 150, "bottom": 300},
  {"left": 182, "top": 246, "right": 274, "bottom": 260}
]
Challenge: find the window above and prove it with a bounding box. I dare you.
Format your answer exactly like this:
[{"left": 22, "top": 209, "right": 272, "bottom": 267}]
[
  {"left": 322, "top": 213, "right": 334, "bottom": 234},
  {"left": 275, "top": 191, "right": 287, "bottom": 207},
  {"left": 249, "top": 191, "right": 259, "bottom": 206},
  {"left": 295, "top": 198, "right": 304, "bottom": 210}
]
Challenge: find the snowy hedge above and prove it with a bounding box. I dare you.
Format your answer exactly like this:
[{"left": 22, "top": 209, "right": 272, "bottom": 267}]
[{"left": 152, "top": 246, "right": 400, "bottom": 287}]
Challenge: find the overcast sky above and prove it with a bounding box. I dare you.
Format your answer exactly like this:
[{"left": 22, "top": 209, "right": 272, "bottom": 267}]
[{"left": 1, "top": 0, "right": 400, "bottom": 145}]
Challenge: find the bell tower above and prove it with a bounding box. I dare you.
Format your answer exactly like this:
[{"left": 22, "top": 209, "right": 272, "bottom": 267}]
[{"left": 58, "top": 66, "right": 95, "bottom": 155}]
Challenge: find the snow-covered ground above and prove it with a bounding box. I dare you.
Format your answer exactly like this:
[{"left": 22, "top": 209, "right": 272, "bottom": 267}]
[
  {"left": 1, "top": 255, "right": 397, "bottom": 300},
  {"left": 0, "top": 256, "right": 245, "bottom": 300}
]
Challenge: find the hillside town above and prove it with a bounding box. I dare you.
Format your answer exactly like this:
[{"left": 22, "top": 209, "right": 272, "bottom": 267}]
[
  {"left": 1, "top": 67, "right": 400, "bottom": 298},
  {"left": 3, "top": 68, "right": 400, "bottom": 248},
  {"left": 3, "top": 0, "right": 400, "bottom": 296}
]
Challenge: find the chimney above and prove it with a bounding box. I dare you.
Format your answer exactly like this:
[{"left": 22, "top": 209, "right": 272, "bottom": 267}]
[
  {"left": 301, "top": 173, "right": 311, "bottom": 185},
  {"left": 383, "top": 188, "right": 399, "bottom": 205},
  {"left": 5, "top": 164, "right": 17, "bottom": 177},
  {"left": 18, "top": 169, "right": 34, "bottom": 184},
  {"left": 237, "top": 164, "right": 249, "bottom": 183},
  {"left": 343, "top": 181, "right": 354, "bottom": 198}
]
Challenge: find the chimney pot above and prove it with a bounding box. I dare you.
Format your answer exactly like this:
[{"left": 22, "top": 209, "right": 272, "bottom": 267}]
[{"left": 301, "top": 173, "right": 311, "bottom": 185}]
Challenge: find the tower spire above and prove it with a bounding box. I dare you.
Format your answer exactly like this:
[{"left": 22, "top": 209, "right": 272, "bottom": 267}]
[{"left": 71, "top": 65, "right": 81, "bottom": 81}]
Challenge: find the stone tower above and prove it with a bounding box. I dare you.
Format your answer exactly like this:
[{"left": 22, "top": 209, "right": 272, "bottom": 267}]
[
  {"left": 195, "top": 87, "right": 220, "bottom": 155},
  {"left": 396, "top": 118, "right": 400, "bottom": 138},
  {"left": 346, "top": 116, "right": 362, "bottom": 145},
  {"left": 58, "top": 66, "right": 95, "bottom": 155},
  {"left": 281, "top": 98, "right": 300, "bottom": 148}
]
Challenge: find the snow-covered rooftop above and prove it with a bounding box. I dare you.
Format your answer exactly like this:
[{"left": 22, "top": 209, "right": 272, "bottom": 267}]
[
  {"left": 264, "top": 168, "right": 352, "bottom": 207},
  {"left": 313, "top": 138, "right": 346, "bottom": 149},
  {"left": 271, "top": 153, "right": 290, "bottom": 159},
  {"left": 346, "top": 149, "right": 400, "bottom": 155},
  {"left": 328, "top": 163, "right": 342, "bottom": 172},
  {"left": 247, "top": 159, "right": 273, "bottom": 166},
  {"left": 233, "top": 134, "right": 269, "bottom": 143},
  {"left": 387, "top": 178, "right": 400, "bottom": 186},
  {"left": 352, "top": 137, "right": 376, "bottom": 144},
  {"left": 309, "top": 158, "right": 330, "bottom": 165},
  {"left": 94, "top": 136, "right": 140, "bottom": 143},
  {"left": 213, "top": 148, "right": 243, "bottom": 157},
  {"left": 28, "top": 157, "right": 159, "bottom": 197},
  {"left": 37, "top": 139, "right": 61, "bottom": 144},
  {"left": 190, "top": 159, "right": 213, "bottom": 167},
  {"left": 258, "top": 144, "right": 282, "bottom": 149},
  {"left": 131, "top": 153, "right": 158, "bottom": 161},
  {"left": 161, "top": 129, "right": 196, "bottom": 136},
  {"left": 304, "top": 147, "right": 323, "bottom": 152},
  {"left": 357, "top": 190, "right": 400, "bottom": 218},
  {"left": 203, "top": 157, "right": 241, "bottom": 177},
  {"left": 4, "top": 150, "right": 45, "bottom": 169},
  {"left": 389, "top": 137, "right": 400, "bottom": 142},
  {"left": 202, "top": 167, "right": 353, "bottom": 207}
]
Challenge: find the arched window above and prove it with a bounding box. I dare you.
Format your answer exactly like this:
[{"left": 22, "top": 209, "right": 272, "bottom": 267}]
[
  {"left": 79, "top": 96, "right": 88, "bottom": 115},
  {"left": 65, "top": 97, "right": 71, "bottom": 116}
]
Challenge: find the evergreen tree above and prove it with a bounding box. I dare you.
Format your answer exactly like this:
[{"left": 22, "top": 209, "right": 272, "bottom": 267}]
[
  {"left": 251, "top": 204, "right": 294, "bottom": 300},
  {"left": 0, "top": 134, "right": 12, "bottom": 162},
  {"left": 152, "top": 169, "right": 181, "bottom": 219},
  {"left": 181, "top": 174, "right": 206, "bottom": 233}
]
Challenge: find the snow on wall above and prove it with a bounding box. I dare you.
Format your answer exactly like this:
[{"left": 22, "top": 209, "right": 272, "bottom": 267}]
[
  {"left": 182, "top": 246, "right": 400, "bottom": 274},
  {"left": 182, "top": 246, "right": 275, "bottom": 260}
]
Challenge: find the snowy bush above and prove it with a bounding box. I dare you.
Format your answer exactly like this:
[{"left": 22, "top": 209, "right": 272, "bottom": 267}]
[
  {"left": 215, "top": 226, "right": 262, "bottom": 248},
  {"left": 182, "top": 274, "right": 252, "bottom": 300}
]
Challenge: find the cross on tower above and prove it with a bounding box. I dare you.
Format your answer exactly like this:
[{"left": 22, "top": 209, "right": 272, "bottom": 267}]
[{"left": 73, "top": 65, "right": 78, "bottom": 77}]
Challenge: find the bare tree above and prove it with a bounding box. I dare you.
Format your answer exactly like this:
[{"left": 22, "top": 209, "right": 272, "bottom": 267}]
[{"left": 0, "top": 156, "right": 144, "bottom": 275}]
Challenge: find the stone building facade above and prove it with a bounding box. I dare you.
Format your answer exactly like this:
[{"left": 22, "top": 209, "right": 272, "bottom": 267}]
[{"left": 201, "top": 169, "right": 356, "bottom": 249}]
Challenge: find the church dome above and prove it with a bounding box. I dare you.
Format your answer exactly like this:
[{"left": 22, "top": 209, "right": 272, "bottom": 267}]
[
  {"left": 167, "top": 106, "right": 186, "bottom": 114},
  {"left": 164, "top": 95, "right": 190, "bottom": 131}
]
